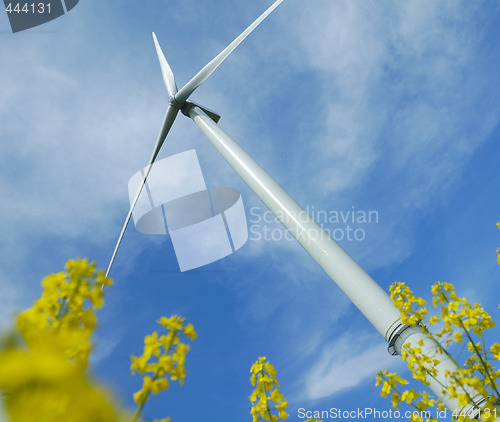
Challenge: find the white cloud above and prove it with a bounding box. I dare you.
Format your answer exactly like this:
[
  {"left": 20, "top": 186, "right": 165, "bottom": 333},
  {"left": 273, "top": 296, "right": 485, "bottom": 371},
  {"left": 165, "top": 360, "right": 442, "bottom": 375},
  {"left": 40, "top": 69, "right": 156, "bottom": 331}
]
[
  {"left": 0, "top": 31, "right": 170, "bottom": 275},
  {"left": 294, "top": 0, "right": 491, "bottom": 194},
  {"left": 303, "top": 332, "right": 398, "bottom": 400},
  {"left": 90, "top": 330, "right": 125, "bottom": 365}
]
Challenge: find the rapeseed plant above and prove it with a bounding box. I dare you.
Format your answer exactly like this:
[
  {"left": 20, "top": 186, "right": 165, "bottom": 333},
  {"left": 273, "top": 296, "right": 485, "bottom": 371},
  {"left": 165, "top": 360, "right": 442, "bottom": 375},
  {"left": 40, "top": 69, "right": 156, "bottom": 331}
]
[
  {"left": 249, "top": 357, "right": 289, "bottom": 422},
  {"left": 0, "top": 260, "right": 197, "bottom": 422},
  {"left": 130, "top": 315, "right": 196, "bottom": 422},
  {"left": 376, "top": 221, "right": 500, "bottom": 421},
  {"left": 0, "top": 259, "right": 125, "bottom": 422}
]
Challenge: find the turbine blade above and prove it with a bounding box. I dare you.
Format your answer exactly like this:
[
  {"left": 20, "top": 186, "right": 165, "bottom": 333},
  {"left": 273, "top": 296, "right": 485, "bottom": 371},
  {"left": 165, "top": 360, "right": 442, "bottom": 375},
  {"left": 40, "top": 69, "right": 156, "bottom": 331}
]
[
  {"left": 153, "top": 32, "right": 178, "bottom": 96},
  {"left": 105, "top": 105, "right": 180, "bottom": 278},
  {"left": 146, "top": 104, "right": 180, "bottom": 165},
  {"left": 175, "top": 0, "right": 284, "bottom": 103}
]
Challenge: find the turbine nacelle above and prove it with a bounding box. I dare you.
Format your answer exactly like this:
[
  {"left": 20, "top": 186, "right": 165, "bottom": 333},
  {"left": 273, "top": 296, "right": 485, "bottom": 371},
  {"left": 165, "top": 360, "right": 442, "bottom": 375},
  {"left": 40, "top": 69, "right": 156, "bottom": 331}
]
[
  {"left": 166, "top": 94, "right": 220, "bottom": 123},
  {"left": 181, "top": 101, "right": 220, "bottom": 123}
]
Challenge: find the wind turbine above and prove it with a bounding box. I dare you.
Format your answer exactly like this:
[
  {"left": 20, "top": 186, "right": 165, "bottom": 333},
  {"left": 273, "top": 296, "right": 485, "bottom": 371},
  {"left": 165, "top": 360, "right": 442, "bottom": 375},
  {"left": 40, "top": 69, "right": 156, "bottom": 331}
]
[
  {"left": 106, "top": 0, "right": 498, "bottom": 418},
  {"left": 105, "top": 0, "right": 285, "bottom": 277}
]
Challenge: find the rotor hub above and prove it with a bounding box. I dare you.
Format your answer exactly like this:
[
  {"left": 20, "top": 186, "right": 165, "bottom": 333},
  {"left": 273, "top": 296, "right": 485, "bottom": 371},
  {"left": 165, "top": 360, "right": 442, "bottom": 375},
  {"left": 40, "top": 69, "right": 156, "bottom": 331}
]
[{"left": 169, "top": 95, "right": 185, "bottom": 110}]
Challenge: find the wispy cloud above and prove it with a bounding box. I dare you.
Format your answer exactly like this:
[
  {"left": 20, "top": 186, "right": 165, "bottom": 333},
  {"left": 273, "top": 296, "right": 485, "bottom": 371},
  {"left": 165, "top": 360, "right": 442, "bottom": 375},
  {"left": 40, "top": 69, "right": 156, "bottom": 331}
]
[
  {"left": 302, "top": 332, "right": 398, "bottom": 400},
  {"left": 295, "top": 0, "right": 497, "bottom": 200},
  {"left": 90, "top": 330, "right": 125, "bottom": 365},
  {"left": 230, "top": 0, "right": 500, "bottom": 274}
]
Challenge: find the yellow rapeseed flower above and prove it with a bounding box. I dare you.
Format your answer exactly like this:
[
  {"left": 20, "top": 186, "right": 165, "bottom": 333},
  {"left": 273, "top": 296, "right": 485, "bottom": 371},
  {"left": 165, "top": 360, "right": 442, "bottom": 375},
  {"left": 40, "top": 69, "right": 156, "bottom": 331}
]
[
  {"left": 16, "top": 258, "right": 112, "bottom": 368},
  {"left": 249, "top": 357, "right": 289, "bottom": 421},
  {"left": 0, "top": 259, "right": 126, "bottom": 422},
  {"left": 130, "top": 315, "right": 196, "bottom": 422}
]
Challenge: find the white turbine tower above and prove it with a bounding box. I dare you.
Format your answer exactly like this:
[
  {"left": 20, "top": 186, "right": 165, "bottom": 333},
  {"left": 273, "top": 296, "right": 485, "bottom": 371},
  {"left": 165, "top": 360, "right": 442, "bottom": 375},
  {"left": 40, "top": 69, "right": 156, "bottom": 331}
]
[{"left": 106, "top": 1, "right": 498, "bottom": 418}]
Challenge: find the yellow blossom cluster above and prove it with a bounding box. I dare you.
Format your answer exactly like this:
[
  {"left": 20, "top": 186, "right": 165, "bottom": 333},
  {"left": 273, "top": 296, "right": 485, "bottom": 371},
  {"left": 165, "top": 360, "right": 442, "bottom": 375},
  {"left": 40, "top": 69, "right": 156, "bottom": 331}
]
[
  {"left": 130, "top": 315, "right": 196, "bottom": 422},
  {"left": 390, "top": 282, "right": 428, "bottom": 326},
  {"left": 430, "top": 281, "right": 500, "bottom": 413},
  {"left": 15, "top": 258, "right": 112, "bottom": 367},
  {"left": 249, "top": 357, "right": 289, "bottom": 422},
  {"left": 376, "top": 369, "right": 441, "bottom": 421},
  {"left": 431, "top": 282, "right": 495, "bottom": 338},
  {"left": 401, "top": 346, "right": 440, "bottom": 386},
  {"left": 377, "top": 277, "right": 500, "bottom": 422},
  {"left": 0, "top": 259, "right": 126, "bottom": 422}
]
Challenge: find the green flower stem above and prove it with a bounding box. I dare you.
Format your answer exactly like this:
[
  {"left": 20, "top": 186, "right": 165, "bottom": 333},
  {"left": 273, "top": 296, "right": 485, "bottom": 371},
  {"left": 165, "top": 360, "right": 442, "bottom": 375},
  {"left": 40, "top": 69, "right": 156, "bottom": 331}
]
[
  {"left": 131, "top": 364, "right": 164, "bottom": 422},
  {"left": 131, "top": 400, "right": 146, "bottom": 422},
  {"left": 55, "top": 275, "right": 84, "bottom": 322}
]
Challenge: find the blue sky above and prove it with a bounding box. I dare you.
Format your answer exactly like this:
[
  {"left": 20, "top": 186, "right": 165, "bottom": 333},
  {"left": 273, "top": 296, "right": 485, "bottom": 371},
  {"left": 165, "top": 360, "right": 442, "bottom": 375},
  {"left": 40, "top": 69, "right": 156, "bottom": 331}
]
[{"left": 1, "top": 0, "right": 500, "bottom": 421}]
